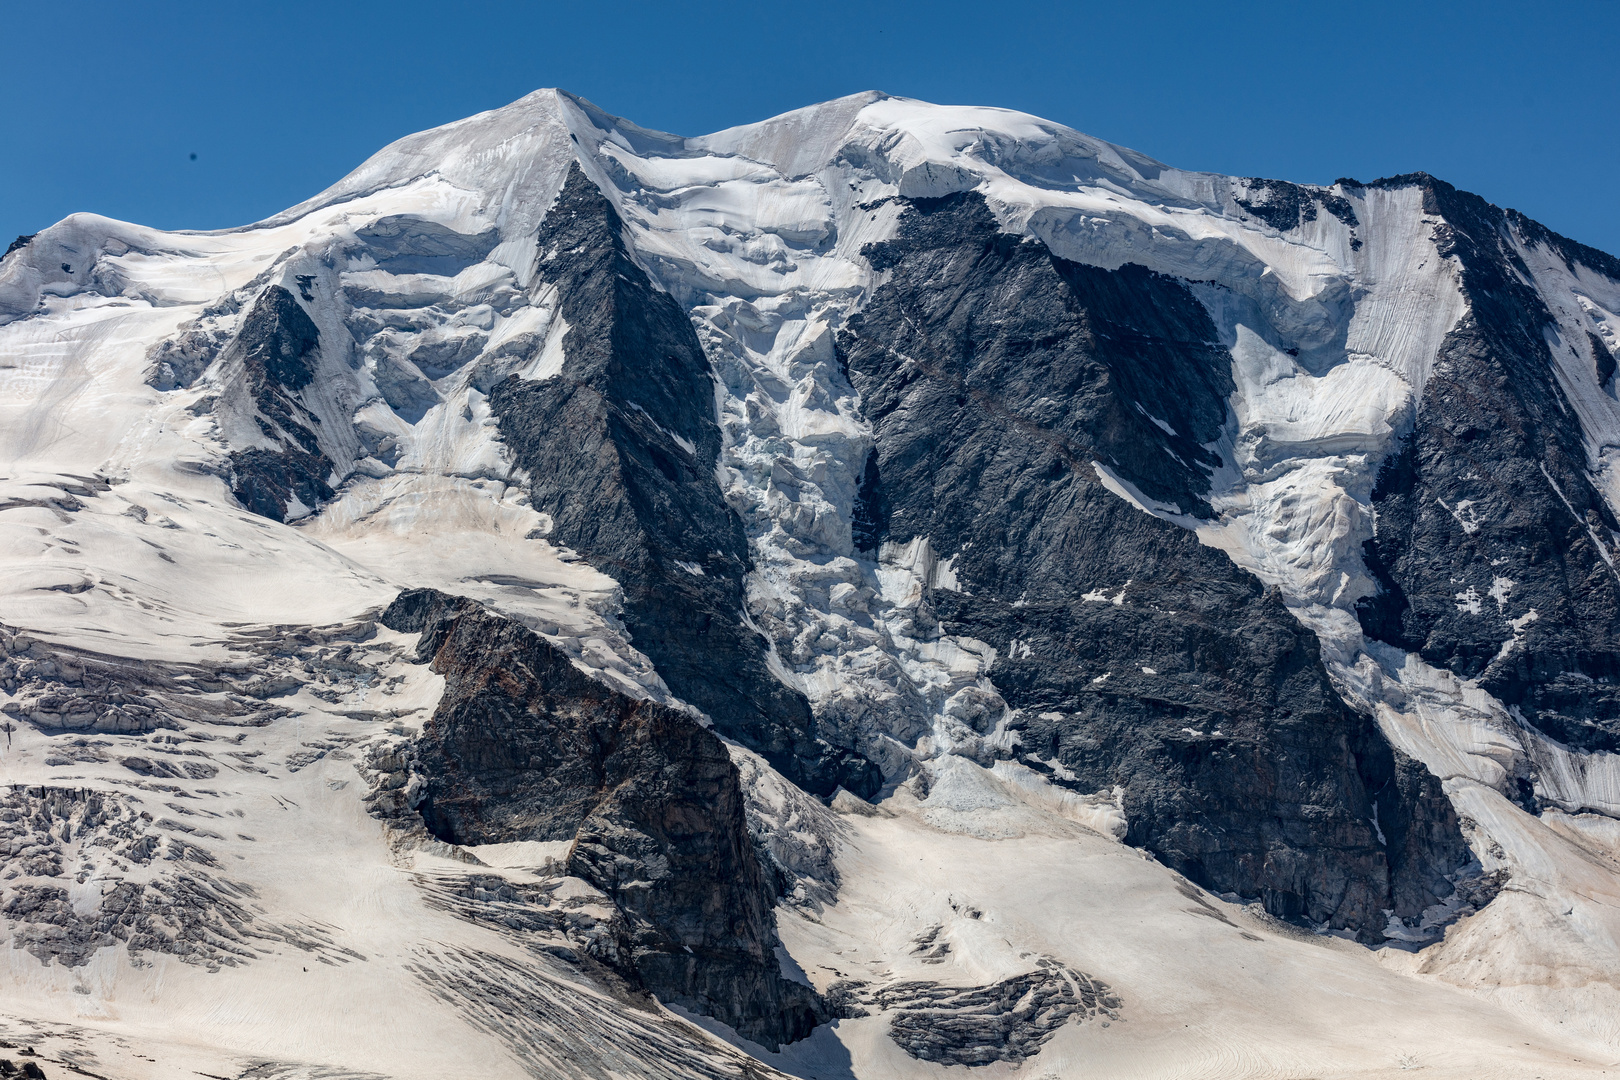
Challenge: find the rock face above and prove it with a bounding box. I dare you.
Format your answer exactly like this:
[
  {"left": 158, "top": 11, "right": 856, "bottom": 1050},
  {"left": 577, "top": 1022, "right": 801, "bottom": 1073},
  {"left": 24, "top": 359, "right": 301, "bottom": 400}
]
[
  {"left": 1356, "top": 175, "right": 1620, "bottom": 760},
  {"left": 841, "top": 191, "right": 1468, "bottom": 930},
  {"left": 489, "top": 165, "right": 880, "bottom": 800},
  {"left": 206, "top": 285, "right": 334, "bottom": 522},
  {"left": 381, "top": 588, "right": 822, "bottom": 1050}
]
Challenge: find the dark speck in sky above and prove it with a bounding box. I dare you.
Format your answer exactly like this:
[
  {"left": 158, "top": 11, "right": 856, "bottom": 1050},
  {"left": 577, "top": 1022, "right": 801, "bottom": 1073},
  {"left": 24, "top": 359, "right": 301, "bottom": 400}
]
[{"left": 190, "top": 153, "right": 198, "bottom": 161}]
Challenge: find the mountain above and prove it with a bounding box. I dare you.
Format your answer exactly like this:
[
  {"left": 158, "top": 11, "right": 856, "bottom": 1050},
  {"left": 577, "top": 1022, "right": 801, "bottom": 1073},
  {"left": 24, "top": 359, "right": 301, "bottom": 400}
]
[{"left": 2, "top": 88, "right": 1619, "bottom": 1079}]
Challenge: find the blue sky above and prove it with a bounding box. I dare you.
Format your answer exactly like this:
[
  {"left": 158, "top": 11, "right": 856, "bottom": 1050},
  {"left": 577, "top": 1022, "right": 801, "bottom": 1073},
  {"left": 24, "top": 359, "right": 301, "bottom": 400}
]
[{"left": 6, "top": 0, "right": 1617, "bottom": 254}]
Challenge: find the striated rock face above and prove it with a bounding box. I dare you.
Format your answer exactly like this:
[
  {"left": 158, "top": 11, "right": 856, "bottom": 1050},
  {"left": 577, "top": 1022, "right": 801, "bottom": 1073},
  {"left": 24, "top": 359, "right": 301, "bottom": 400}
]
[
  {"left": 1356, "top": 175, "right": 1620, "bottom": 760},
  {"left": 841, "top": 191, "right": 1469, "bottom": 931},
  {"left": 381, "top": 588, "right": 822, "bottom": 1050},
  {"left": 488, "top": 165, "right": 880, "bottom": 800}
]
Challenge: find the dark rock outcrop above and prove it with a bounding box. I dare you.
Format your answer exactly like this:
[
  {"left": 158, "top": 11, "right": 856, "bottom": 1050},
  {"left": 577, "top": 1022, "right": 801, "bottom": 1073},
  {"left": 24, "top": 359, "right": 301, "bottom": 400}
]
[
  {"left": 834, "top": 958, "right": 1121, "bottom": 1067},
  {"left": 488, "top": 164, "right": 879, "bottom": 798},
  {"left": 841, "top": 191, "right": 1468, "bottom": 934},
  {"left": 381, "top": 588, "right": 823, "bottom": 1050},
  {"left": 220, "top": 285, "right": 337, "bottom": 522},
  {"left": 1354, "top": 174, "right": 1620, "bottom": 759},
  {"left": 2, "top": 234, "right": 35, "bottom": 261},
  {"left": 1235, "top": 177, "right": 1360, "bottom": 233},
  {"left": 1592, "top": 330, "right": 1617, "bottom": 388}
]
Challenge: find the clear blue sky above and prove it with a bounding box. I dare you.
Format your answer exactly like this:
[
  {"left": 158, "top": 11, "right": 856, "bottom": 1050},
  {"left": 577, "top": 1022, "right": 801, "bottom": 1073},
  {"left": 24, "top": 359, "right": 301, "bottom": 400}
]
[{"left": 6, "top": 0, "right": 1617, "bottom": 255}]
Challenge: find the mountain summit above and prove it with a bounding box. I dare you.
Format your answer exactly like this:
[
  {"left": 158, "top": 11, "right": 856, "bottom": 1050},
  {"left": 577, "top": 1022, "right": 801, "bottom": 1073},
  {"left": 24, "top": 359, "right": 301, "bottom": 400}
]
[{"left": 2, "top": 90, "right": 1619, "bottom": 1079}]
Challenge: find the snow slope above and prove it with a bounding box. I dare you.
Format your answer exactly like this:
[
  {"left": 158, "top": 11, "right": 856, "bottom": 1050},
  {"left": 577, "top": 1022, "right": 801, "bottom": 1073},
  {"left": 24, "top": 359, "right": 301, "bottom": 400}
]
[{"left": 2, "top": 88, "right": 1619, "bottom": 1077}]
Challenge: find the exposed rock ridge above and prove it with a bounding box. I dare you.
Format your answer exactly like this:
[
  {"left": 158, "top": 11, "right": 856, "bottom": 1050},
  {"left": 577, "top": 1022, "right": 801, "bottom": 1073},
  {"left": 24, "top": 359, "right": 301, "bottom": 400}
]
[
  {"left": 221, "top": 285, "right": 339, "bottom": 522},
  {"left": 1234, "top": 176, "right": 1361, "bottom": 238},
  {"left": 841, "top": 191, "right": 1470, "bottom": 934},
  {"left": 2, "top": 235, "right": 33, "bottom": 261},
  {"left": 1354, "top": 173, "right": 1620, "bottom": 758},
  {"left": 488, "top": 163, "right": 881, "bottom": 798},
  {"left": 380, "top": 587, "right": 824, "bottom": 1050},
  {"left": 144, "top": 281, "right": 345, "bottom": 524}
]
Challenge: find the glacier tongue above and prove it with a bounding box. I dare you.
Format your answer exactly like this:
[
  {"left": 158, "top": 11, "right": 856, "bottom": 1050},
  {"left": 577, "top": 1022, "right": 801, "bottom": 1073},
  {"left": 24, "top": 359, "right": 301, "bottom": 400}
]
[{"left": 3, "top": 87, "right": 1620, "bottom": 1076}]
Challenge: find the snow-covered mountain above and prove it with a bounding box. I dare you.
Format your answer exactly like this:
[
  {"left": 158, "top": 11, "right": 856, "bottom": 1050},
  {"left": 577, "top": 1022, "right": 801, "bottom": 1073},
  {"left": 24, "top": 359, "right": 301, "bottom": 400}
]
[{"left": 3, "top": 88, "right": 1620, "bottom": 1079}]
